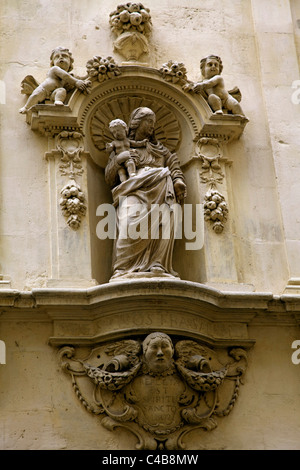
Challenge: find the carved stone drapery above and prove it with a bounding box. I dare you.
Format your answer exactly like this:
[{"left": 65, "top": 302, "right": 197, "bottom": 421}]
[{"left": 58, "top": 331, "right": 249, "bottom": 450}]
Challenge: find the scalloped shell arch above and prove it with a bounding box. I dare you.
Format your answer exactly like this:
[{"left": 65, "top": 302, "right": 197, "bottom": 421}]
[{"left": 90, "top": 95, "right": 181, "bottom": 154}]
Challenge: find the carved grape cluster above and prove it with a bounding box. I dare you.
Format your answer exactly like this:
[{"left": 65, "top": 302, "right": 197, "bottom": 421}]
[
  {"left": 60, "top": 181, "right": 86, "bottom": 230},
  {"left": 159, "top": 60, "right": 188, "bottom": 85},
  {"left": 109, "top": 3, "right": 152, "bottom": 36},
  {"left": 203, "top": 190, "right": 228, "bottom": 233},
  {"left": 86, "top": 56, "right": 121, "bottom": 83}
]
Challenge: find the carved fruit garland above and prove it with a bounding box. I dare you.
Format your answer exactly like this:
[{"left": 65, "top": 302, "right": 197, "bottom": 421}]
[
  {"left": 56, "top": 131, "right": 87, "bottom": 230},
  {"left": 196, "top": 137, "right": 229, "bottom": 233},
  {"left": 59, "top": 181, "right": 86, "bottom": 230},
  {"left": 203, "top": 190, "right": 228, "bottom": 234},
  {"left": 58, "top": 335, "right": 249, "bottom": 450}
]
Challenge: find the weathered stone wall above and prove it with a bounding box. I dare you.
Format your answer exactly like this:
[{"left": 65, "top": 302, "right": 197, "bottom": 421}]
[{"left": 0, "top": 0, "right": 300, "bottom": 450}]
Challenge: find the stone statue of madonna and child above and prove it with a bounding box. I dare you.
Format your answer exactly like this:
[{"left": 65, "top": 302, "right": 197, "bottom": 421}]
[{"left": 105, "top": 107, "right": 187, "bottom": 280}]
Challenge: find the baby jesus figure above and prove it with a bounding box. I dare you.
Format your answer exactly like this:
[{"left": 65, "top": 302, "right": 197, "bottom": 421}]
[{"left": 106, "top": 118, "right": 147, "bottom": 183}]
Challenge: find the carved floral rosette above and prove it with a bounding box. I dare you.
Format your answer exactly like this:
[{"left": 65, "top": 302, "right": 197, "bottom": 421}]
[
  {"left": 59, "top": 180, "right": 86, "bottom": 230},
  {"left": 59, "top": 333, "right": 248, "bottom": 450},
  {"left": 159, "top": 60, "right": 188, "bottom": 86},
  {"left": 86, "top": 56, "right": 121, "bottom": 83}
]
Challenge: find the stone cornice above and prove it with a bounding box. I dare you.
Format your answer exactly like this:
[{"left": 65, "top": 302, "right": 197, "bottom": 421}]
[
  {"left": 0, "top": 280, "right": 299, "bottom": 327},
  {"left": 25, "top": 65, "right": 248, "bottom": 146},
  {"left": 0, "top": 279, "right": 272, "bottom": 309}
]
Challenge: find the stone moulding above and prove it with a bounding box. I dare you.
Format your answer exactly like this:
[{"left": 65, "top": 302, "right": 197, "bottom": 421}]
[
  {"left": 42, "top": 280, "right": 261, "bottom": 352},
  {"left": 0, "top": 280, "right": 299, "bottom": 325}
]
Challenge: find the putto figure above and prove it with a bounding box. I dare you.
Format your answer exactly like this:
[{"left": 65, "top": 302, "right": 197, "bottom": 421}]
[
  {"left": 19, "top": 46, "right": 91, "bottom": 114},
  {"left": 184, "top": 55, "right": 245, "bottom": 116}
]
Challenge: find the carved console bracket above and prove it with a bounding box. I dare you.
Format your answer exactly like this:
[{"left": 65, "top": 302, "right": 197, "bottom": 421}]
[
  {"left": 47, "top": 280, "right": 255, "bottom": 450},
  {"left": 59, "top": 334, "right": 249, "bottom": 450}
]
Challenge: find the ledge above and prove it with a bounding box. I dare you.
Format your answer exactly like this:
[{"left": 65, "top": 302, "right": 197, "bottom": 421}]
[
  {"left": 0, "top": 279, "right": 273, "bottom": 310},
  {"left": 0, "top": 279, "right": 298, "bottom": 325}
]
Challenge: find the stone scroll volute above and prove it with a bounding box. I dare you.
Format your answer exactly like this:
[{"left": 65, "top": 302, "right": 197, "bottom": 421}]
[{"left": 58, "top": 332, "right": 249, "bottom": 450}]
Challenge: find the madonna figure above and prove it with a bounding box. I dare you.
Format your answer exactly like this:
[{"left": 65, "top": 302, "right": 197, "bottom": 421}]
[{"left": 105, "top": 107, "right": 186, "bottom": 279}]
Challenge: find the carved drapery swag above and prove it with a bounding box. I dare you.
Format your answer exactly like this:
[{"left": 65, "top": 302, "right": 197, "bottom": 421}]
[{"left": 59, "top": 332, "right": 248, "bottom": 450}]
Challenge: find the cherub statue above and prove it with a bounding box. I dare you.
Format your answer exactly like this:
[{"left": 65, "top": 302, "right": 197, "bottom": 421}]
[
  {"left": 19, "top": 46, "right": 91, "bottom": 114},
  {"left": 106, "top": 118, "right": 147, "bottom": 183},
  {"left": 184, "top": 55, "right": 245, "bottom": 116}
]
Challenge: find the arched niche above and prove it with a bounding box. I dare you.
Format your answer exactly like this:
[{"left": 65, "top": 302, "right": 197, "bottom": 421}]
[
  {"left": 75, "top": 66, "right": 211, "bottom": 169},
  {"left": 26, "top": 64, "right": 248, "bottom": 287},
  {"left": 71, "top": 66, "right": 210, "bottom": 284}
]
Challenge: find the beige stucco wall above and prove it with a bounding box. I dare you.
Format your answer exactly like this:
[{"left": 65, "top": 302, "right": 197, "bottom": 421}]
[{"left": 0, "top": 0, "right": 300, "bottom": 450}]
